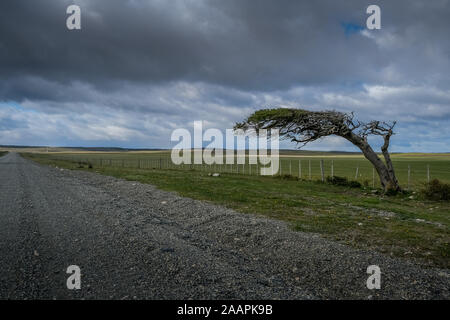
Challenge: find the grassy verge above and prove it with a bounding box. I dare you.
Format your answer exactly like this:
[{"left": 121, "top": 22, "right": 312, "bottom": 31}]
[
  {"left": 0, "top": 151, "right": 8, "bottom": 157},
  {"left": 23, "top": 153, "right": 449, "bottom": 269},
  {"left": 28, "top": 151, "right": 450, "bottom": 189}
]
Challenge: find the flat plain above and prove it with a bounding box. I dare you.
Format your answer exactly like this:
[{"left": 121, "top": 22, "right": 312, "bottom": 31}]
[
  {"left": 0, "top": 152, "right": 448, "bottom": 299},
  {"left": 21, "top": 150, "right": 450, "bottom": 269}
]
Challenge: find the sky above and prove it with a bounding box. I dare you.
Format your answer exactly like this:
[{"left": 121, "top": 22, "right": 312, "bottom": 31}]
[{"left": 0, "top": 0, "right": 449, "bottom": 152}]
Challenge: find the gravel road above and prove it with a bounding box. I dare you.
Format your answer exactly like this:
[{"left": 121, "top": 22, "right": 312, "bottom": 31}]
[{"left": 0, "top": 152, "right": 448, "bottom": 299}]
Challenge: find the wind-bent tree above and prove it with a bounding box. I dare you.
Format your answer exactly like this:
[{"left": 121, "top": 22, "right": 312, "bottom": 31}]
[{"left": 235, "top": 108, "right": 400, "bottom": 192}]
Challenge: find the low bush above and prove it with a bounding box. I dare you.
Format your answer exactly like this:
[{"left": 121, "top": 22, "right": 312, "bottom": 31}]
[
  {"left": 326, "top": 176, "right": 347, "bottom": 185},
  {"left": 420, "top": 179, "right": 450, "bottom": 201},
  {"left": 348, "top": 180, "right": 362, "bottom": 188},
  {"left": 280, "top": 174, "right": 298, "bottom": 181},
  {"left": 326, "top": 176, "right": 361, "bottom": 188}
]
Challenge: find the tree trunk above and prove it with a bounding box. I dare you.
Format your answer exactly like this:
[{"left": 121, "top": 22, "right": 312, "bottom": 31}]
[
  {"left": 381, "top": 133, "right": 400, "bottom": 190},
  {"left": 344, "top": 133, "right": 401, "bottom": 192}
]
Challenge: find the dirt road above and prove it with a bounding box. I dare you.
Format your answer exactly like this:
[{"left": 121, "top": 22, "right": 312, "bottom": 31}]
[{"left": 0, "top": 152, "right": 448, "bottom": 299}]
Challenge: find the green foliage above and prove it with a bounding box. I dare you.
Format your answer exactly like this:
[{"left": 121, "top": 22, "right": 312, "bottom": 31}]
[
  {"left": 326, "top": 176, "right": 362, "bottom": 188},
  {"left": 235, "top": 108, "right": 314, "bottom": 131},
  {"left": 326, "top": 175, "right": 347, "bottom": 185},
  {"left": 247, "top": 108, "right": 309, "bottom": 123},
  {"left": 280, "top": 174, "right": 298, "bottom": 181},
  {"left": 421, "top": 179, "right": 450, "bottom": 201},
  {"left": 348, "top": 180, "right": 362, "bottom": 188},
  {"left": 76, "top": 161, "right": 93, "bottom": 169}
]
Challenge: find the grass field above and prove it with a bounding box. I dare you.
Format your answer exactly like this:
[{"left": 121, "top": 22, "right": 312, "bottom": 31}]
[
  {"left": 23, "top": 151, "right": 449, "bottom": 269},
  {"left": 0, "top": 151, "right": 8, "bottom": 157},
  {"left": 24, "top": 150, "right": 450, "bottom": 190}
]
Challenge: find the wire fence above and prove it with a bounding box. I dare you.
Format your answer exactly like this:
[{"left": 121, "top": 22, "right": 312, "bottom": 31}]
[{"left": 45, "top": 154, "right": 450, "bottom": 190}]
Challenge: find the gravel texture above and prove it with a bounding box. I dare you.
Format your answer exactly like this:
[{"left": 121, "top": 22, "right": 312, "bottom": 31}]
[{"left": 0, "top": 152, "right": 448, "bottom": 299}]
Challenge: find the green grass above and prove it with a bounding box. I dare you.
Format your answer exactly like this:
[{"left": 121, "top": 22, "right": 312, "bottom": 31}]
[
  {"left": 0, "top": 151, "right": 7, "bottom": 157},
  {"left": 30, "top": 151, "right": 450, "bottom": 190},
  {"left": 23, "top": 152, "right": 450, "bottom": 269}
]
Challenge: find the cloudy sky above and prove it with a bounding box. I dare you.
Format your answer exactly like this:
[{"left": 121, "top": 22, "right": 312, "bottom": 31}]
[{"left": 1, "top": 0, "right": 449, "bottom": 152}]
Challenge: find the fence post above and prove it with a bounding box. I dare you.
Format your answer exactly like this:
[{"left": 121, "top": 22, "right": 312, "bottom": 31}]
[
  {"left": 298, "top": 160, "right": 302, "bottom": 179},
  {"left": 308, "top": 160, "right": 311, "bottom": 180},
  {"left": 427, "top": 164, "right": 430, "bottom": 182},
  {"left": 289, "top": 160, "right": 292, "bottom": 175},
  {"left": 407, "top": 165, "right": 411, "bottom": 190},
  {"left": 331, "top": 160, "right": 334, "bottom": 177},
  {"left": 320, "top": 159, "right": 324, "bottom": 182},
  {"left": 355, "top": 163, "right": 359, "bottom": 180}
]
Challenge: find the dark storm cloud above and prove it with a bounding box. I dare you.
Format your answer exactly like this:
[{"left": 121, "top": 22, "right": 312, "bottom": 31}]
[
  {"left": 3, "top": 0, "right": 444, "bottom": 97},
  {"left": 0, "top": 0, "right": 449, "bottom": 151}
]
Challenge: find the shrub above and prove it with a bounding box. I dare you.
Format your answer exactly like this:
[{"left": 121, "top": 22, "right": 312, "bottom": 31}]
[
  {"left": 348, "top": 180, "right": 362, "bottom": 188},
  {"left": 280, "top": 174, "right": 297, "bottom": 181},
  {"left": 326, "top": 176, "right": 348, "bottom": 186},
  {"left": 420, "top": 179, "right": 450, "bottom": 201},
  {"left": 326, "top": 176, "right": 361, "bottom": 188},
  {"left": 385, "top": 186, "right": 399, "bottom": 196}
]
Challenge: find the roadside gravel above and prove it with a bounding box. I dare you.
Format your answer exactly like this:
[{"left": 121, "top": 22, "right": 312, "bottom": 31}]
[{"left": 0, "top": 152, "right": 448, "bottom": 299}]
